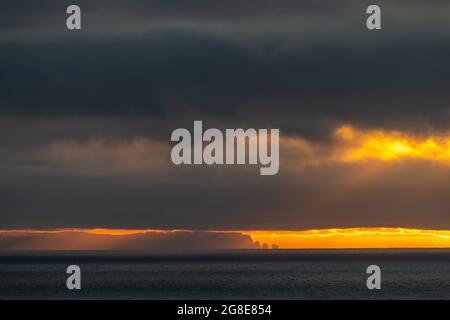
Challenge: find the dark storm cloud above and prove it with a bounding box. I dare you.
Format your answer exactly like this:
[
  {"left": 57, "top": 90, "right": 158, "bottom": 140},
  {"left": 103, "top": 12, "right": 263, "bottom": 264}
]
[
  {"left": 5, "top": 31, "right": 449, "bottom": 111},
  {"left": 1, "top": 0, "right": 450, "bottom": 137}
]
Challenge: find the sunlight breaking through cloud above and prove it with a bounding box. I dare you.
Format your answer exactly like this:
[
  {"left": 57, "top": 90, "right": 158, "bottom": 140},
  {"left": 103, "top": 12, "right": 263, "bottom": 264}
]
[{"left": 335, "top": 126, "right": 450, "bottom": 163}]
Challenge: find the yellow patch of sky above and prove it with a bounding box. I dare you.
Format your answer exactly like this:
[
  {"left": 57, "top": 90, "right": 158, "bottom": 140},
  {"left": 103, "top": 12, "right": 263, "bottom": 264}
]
[{"left": 335, "top": 125, "right": 450, "bottom": 163}]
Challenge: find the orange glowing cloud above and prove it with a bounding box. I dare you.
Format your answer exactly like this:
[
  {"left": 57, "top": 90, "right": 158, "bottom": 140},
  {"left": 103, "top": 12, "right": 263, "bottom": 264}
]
[{"left": 334, "top": 126, "right": 450, "bottom": 163}]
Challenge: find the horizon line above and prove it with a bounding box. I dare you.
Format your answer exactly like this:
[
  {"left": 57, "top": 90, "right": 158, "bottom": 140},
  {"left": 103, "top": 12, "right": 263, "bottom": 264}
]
[{"left": 2, "top": 227, "right": 450, "bottom": 249}]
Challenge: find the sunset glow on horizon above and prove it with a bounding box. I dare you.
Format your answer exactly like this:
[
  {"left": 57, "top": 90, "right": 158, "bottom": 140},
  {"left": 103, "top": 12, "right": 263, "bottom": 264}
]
[
  {"left": 242, "top": 228, "right": 450, "bottom": 249},
  {"left": 0, "top": 228, "right": 188, "bottom": 236},
  {"left": 2, "top": 228, "right": 450, "bottom": 249}
]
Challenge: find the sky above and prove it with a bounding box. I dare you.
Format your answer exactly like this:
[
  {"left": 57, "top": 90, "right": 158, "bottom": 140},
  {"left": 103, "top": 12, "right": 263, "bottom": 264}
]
[{"left": 1, "top": 1, "right": 450, "bottom": 249}]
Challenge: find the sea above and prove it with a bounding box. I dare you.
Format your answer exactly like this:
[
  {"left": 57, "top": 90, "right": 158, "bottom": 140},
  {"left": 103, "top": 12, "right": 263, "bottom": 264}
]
[{"left": 0, "top": 249, "right": 449, "bottom": 300}]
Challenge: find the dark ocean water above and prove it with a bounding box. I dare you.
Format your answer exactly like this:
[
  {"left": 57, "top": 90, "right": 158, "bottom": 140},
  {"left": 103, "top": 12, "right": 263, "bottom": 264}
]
[{"left": 0, "top": 249, "right": 449, "bottom": 300}]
